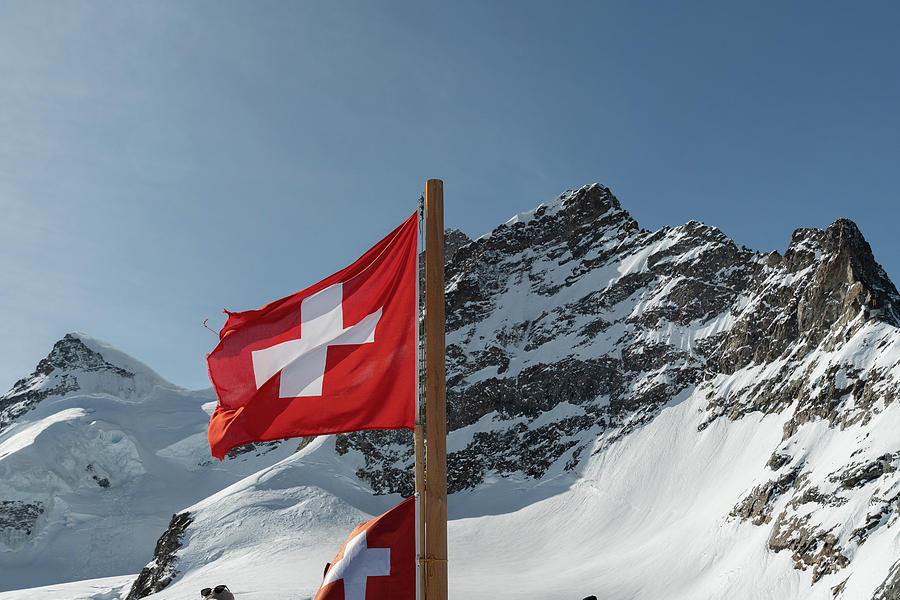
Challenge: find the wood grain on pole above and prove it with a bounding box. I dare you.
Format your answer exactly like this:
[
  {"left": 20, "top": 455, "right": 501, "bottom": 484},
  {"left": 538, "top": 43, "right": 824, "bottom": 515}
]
[{"left": 424, "top": 179, "right": 448, "bottom": 600}]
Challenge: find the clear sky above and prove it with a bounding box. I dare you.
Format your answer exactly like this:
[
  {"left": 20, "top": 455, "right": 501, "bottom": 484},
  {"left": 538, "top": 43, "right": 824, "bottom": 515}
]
[{"left": 1, "top": 1, "right": 898, "bottom": 392}]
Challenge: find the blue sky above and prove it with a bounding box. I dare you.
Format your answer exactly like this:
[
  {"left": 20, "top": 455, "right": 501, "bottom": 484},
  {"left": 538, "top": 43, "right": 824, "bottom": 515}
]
[{"left": 1, "top": 1, "right": 898, "bottom": 392}]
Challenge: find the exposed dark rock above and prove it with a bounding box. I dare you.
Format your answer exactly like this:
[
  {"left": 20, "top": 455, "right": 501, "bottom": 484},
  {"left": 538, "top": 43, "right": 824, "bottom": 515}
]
[
  {"left": 125, "top": 512, "right": 193, "bottom": 599},
  {"left": 736, "top": 454, "right": 898, "bottom": 583},
  {"left": 225, "top": 440, "right": 283, "bottom": 460},
  {"left": 350, "top": 186, "right": 900, "bottom": 508},
  {"left": 768, "top": 453, "right": 793, "bottom": 471},
  {"left": 838, "top": 455, "right": 893, "bottom": 489},
  {"left": 30, "top": 333, "right": 134, "bottom": 380},
  {"left": 732, "top": 467, "right": 803, "bottom": 525},
  {"left": 0, "top": 500, "right": 44, "bottom": 539},
  {"left": 335, "top": 430, "right": 414, "bottom": 497},
  {"left": 717, "top": 220, "right": 900, "bottom": 377},
  {"left": 849, "top": 499, "right": 894, "bottom": 546},
  {"left": 768, "top": 513, "right": 849, "bottom": 583},
  {"left": 873, "top": 558, "right": 900, "bottom": 600},
  {"left": 448, "top": 357, "right": 622, "bottom": 430},
  {"left": 447, "top": 414, "right": 594, "bottom": 493},
  {"left": 86, "top": 464, "right": 111, "bottom": 488},
  {"left": 0, "top": 333, "right": 135, "bottom": 432},
  {"left": 443, "top": 228, "right": 473, "bottom": 264}
]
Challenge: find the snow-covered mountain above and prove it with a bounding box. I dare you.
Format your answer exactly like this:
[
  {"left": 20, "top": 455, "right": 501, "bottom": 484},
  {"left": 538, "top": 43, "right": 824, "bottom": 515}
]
[
  {"left": 1, "top": 184, "right": 899, "bottom": 600},
  {"left": 0, "top": 334, "right": 301, "bottom": 592}
]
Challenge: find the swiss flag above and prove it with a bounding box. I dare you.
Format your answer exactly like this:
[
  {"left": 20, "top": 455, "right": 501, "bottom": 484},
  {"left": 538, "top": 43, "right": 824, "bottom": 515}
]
[
  {"left": 207, "top": 213, "right": 418, "bottom": 459},
  {"left": 316, "top": 496, "right": 416, "bottom": 600}
]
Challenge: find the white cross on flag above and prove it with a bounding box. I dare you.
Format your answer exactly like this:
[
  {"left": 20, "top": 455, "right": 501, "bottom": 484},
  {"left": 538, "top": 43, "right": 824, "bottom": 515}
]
[
  {"left": 206, "top": 213, "right": 418, "bottom": 459},
  {"left": 250, "top": 282, "right": 382, "bottom": 399},
  {"left": 316, "top": 496, "right": 416, "bottom": 600}
]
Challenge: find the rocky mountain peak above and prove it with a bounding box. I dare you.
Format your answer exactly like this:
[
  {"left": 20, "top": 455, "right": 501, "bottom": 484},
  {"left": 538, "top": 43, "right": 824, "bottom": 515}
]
[
  {"left": 347, "top": 184, "right": 900, "bottom": 506},
  {"left": 824, "top": 217, "right": 866, "bottom": 249},
  {"left": 781, "top": 219, "right": 899, "bottom": 335},
  {"left": 723, "top": 217, "right": 900, "bottom": 375},
  {"left": 558, "top": 182, "right": 625, "bottom": 221},
  {"left": 0, "top": 333, "right": 160, "bottom": 433},
  {"left": 547, "top": 183, "right": 636, "bottom": 240},
  {"left": 783, "top": 227, "right": 824, "bottom": 272},
  {"left": 443, "top": 228, "right": 473, "bottom": 263},
  {"left": 31, "top": 333, "right": 135, "bottom": 380},
  {"left": 456, "top": 184, "right": 638, "bottom": 262},
  {"left": 822, "top": 218, "right": 899, "bottom": 320}
]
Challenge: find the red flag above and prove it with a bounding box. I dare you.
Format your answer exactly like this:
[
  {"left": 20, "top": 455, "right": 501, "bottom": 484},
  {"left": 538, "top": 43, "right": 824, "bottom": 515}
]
[
  {"left": 207, "top": 213, "right": 418, "bottom": 459},
  {"left": 316, "top": 496, "right": 416, "bottom": 600}
]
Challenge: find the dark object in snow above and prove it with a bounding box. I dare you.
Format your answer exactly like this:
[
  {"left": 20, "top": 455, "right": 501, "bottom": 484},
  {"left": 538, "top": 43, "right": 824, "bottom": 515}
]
[
  {"left": 583, "top": 596, "right": 598, "bottom": 600},
  {"left": 201, "top": 584, "right": 235, "bottom": 599},
  {"left": 125, "top": 512, "right": 194, "bottom": 599}
]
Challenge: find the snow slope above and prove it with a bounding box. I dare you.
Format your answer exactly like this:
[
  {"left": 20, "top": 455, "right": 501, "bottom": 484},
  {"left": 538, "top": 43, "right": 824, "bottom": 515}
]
[
  {"left": 0, "top": 333, "right": 301, "bottom": 591},
  {"left": 5, "top": 384, "right": 895, "bottom": 599}
]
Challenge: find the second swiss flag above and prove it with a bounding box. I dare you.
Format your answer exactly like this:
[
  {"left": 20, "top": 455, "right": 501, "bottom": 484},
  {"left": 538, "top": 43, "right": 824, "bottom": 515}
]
[{"left": 316, "top": 496, "right": 416, "bottom": 600}]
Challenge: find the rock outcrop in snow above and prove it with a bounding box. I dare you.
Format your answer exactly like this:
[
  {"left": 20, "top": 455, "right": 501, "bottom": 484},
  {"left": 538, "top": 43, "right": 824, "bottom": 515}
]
[{"left": 125, "top": 512, "right": 193, "bottom": 600}]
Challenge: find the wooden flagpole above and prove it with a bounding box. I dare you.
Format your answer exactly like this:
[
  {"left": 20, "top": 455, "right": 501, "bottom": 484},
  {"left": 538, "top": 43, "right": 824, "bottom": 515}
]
[{"left": 424, "top": 179, "right": 448, "bottom": 600}]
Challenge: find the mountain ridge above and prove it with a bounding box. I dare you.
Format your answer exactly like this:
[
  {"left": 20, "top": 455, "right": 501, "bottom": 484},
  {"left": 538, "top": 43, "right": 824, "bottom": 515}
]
[{"left": 1, "top": 183, "right": 899, "bottom": 599}]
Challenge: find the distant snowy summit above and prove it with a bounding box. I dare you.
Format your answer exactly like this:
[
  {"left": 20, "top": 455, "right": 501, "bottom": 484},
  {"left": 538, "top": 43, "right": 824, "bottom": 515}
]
[
  {"left": 0, "top": 333, "right": 153, "bottom": 432},
  {"left": 0, "top": 333, "right": 296, "bottom": 593},
  {"left": 2, "top": 184, "right": 900, "bottom": 599}
]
